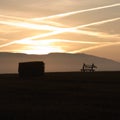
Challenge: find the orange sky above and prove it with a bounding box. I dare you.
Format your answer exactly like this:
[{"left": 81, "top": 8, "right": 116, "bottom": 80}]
[{"left": 0, "top": 0, "right": 120, "bottom": 61}]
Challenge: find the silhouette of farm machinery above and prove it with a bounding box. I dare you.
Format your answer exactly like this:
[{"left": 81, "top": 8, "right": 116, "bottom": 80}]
[{"left": 81, "top": 63, "right": 97, "bottom": 72}]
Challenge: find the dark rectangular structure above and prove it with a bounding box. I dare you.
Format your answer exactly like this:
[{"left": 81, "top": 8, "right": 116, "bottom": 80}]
[{"left": 18, "top": 61, "right": 45, "bottom": 78}]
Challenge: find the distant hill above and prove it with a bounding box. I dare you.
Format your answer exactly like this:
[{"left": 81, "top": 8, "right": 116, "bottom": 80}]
[{"left": 0, "top": 52, "right": 120, "bottom": 73}]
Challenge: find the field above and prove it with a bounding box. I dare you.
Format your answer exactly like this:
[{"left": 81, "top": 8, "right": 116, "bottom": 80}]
[{"left": 0, "top": 72, "right": 120, "bottom": 120}]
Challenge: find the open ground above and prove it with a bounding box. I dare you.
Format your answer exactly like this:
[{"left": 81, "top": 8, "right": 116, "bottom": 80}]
[{"left": 0, "top": 71, "right": 120, "bottom": 120}]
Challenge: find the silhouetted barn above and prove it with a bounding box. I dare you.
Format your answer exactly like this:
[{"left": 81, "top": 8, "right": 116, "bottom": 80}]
[{"left": 18, "top": 61, "right": 45, "bottom": 78}]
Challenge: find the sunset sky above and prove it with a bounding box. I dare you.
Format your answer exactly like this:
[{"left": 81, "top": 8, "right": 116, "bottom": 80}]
[{"left": 0, "top": 0, "right": 120, "bottom": 61}]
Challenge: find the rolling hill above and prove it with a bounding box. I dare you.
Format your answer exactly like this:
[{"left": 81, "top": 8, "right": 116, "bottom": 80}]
[{"left": 0, "top": 52, "right": 120, "bottom": 73}]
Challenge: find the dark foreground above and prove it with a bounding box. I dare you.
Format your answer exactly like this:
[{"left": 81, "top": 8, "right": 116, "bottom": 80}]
[{"left": 0, "top": 71, "right": 120, "bottom": 120}]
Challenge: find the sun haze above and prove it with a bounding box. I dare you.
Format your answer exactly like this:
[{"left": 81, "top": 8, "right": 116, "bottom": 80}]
[{"left": 0, "top": 0, "right": 120, "bottom": 61}]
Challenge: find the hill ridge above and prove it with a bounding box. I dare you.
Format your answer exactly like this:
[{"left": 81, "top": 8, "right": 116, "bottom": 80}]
[{"left": 0, "top": 52, "right": 120, "bottom": 73}]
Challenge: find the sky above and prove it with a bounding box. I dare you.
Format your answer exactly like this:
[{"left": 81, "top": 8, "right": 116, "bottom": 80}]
[{"left": 0, "top": 0, "right": 120, "bottom": 62}]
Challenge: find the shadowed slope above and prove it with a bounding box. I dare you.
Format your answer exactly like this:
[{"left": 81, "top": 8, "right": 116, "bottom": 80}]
[
  {"left": 0, "top": 72, "right": 120, "bottom": 119},
  {"left": 0, "top": 52, "right": 120, "bottom": 73}
]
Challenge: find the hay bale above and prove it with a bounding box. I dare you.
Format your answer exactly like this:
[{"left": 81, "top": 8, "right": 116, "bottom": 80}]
[{"left": 18, "top": 61, "right": 45, "bottom": 78}]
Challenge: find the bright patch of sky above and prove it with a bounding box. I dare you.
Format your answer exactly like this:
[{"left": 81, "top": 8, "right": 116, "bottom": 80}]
[{"left": 0, "top": 0, "right": 119, "bottom": 61}]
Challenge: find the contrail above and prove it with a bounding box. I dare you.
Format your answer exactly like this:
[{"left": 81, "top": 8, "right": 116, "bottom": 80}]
[
  {"left": 0, "top": 15, "right": 29, "bottom": 21},
  {"left": 49, "top": 39, "right": 100, "bottom": 44},
  {"left": 0, "top": 20, "right": 63, "bottom": 31},
  {"left": 39, "top": 20, "right": 66, "bottom": 27},
  {"left": 70, "top": 29, "right": 120, "bottom": 39},
  {"left": 70, "top": 42, "right": 120, "bottom": 53},
  {"left": 0, "top": 3, "right": 119, "bottom": 32},
  {"left": 19, "top": 17, "right": 120, "bottom": 40},
  {"left": 0, "top": 17, "right": 119, "bottom": 39},
  {"left": 0, "top": 3, "right": 119, "bottom": 23},
  {"left": 0, "top": 14, "right": 66, "bottom": 26},
  {"left": 75, "top": 17, "right": 120, "bottom": 29},
  {"left": 1, "top": 6, "right": 119, "bottom": 38},
  {"left": 32, "top": 3, "right": 120, "bottom": 20},
  {"left": 0, "top": 41, "right": 16, "bottom": 48},
  {"left": 0, "top": 17, "right": 119, "bottom": 48},
  {"left": 16, "top": 39, "right": 101, "bottom": 45},
  {"left": 1, "top": 17, "right": 119, "bottom": 39},
  {"left": 0, "top": 14, "right": 66, "bottom": 27}
]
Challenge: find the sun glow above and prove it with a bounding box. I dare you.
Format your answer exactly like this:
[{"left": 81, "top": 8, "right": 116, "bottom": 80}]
[
  {"left": 15, "top": 39, "right": 65, "bottom": 54},
  {"left": 0, "top": 2, "right": 119, "bottom": 59},
  {"left": 21, "top": 46, "right": 65, "bottom": 55}
]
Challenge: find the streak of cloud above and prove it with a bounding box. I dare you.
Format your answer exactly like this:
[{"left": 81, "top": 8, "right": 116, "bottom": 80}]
[
  {"left": 38, "top": 20, "right": 66, "bottom": 27},
  {"left": 32, "top": 3, "right": 120, "bottom": 20},
  {"left": 0, "top": 14, "right": 66, "bottom": 27},
  {"left": 19, "top": 17, "right": 120, "bottom": 40},
  {"left": 70, "top": 29, "right": 120, "bottom": 39},
  {"left": 0, "top": 3, "right": 119, "bottom": 39},
  {"left": 0, "top": 20, "right": 63, "bottom": 31},
  {"left": 70, "top": 42, "right": 120, "bottom": 53},
  {"left": 75, "top": 17, "right": 120, "bottom": 29},
  {"left": 0, "top": 41, "right": 16, "bottom": 48},
  {"left": 0, "top": 15, "right": 28, "bottom": 21},
  {"left": 0, "top": 17, "right": 119, "bottom": 49},
  {"left": 1, "top": 3, "right": 119, "bottom": 28},
  {"left": 0, "top": 16, "right": 119, "bottom": 39},
  {"left": 15, "top": 39, "right": 101, "bottom": 45},
  {"left": 1, "top": 16, "right": 119, "bottom": 39}
]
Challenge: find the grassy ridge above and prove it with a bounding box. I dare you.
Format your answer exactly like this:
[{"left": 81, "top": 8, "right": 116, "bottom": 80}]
[{"left": 0, "top": 72, "right": 120, "bottom": 120}]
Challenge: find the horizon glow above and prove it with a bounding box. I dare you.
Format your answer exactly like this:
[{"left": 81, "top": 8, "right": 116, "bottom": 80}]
[{"left": 0, "top": 1, "right": 119, "bottom": 61}]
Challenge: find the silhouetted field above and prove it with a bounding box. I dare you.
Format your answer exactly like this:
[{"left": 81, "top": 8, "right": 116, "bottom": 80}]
[{"left": 0, "top": 71, "right": 120, "bottom": 120}]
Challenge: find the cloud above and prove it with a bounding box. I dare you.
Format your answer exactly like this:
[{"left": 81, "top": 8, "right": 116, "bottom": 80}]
[
  {"left": 0, "top": 20, "right": 63, "bottom": 31},
  {"left": 70, "top": 42, "right": 120, "bottom": 53},
  {"left": 0, "top": 0, "right": 119, "bottom": 18},
  {"left": 0, "top": 0, "right": 119, "bottom": 61},
  {"left": 0, "top": 17, "right": 119, "bottom": 49},
  {"left": 15, "top": 39, "right": 100, "bottom": 45},
  {"left": 22, "top": 17, "right": 120, "bottom": 40},
  {"left": 32, "top": 3, "right": 120, "bottom": 20}
]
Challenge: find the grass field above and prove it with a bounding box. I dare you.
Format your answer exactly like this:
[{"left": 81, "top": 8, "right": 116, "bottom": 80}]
[{"left": 0, "top": 72, "right": 120, "bottom": 120}]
